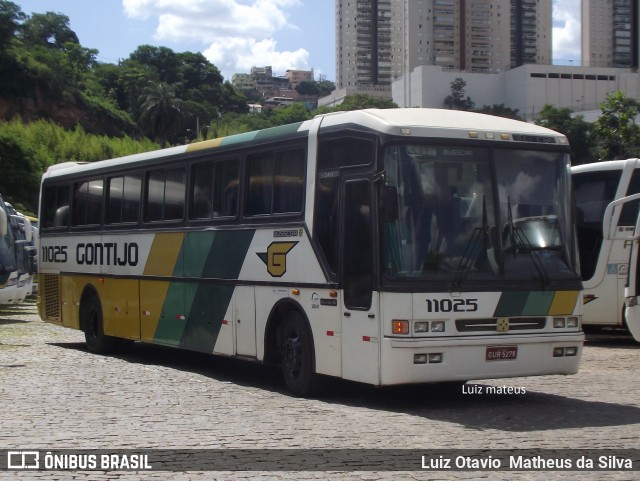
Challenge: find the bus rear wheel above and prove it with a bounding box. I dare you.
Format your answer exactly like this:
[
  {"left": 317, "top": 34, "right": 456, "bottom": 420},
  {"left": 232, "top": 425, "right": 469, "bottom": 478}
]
[
  {"left": 82, "top": 293, "right": 117, "bottom": 354},
  {"left": 278, "top": 312, "right": 319, "bottom": 397}
]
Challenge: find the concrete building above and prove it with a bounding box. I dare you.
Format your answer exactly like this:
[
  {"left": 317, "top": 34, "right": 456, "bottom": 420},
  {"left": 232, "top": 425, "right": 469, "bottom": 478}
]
[
  {"left": 326, "top": 0, "right": 552, "bottom": 106},
  {"left": 285, "top": 69, "right": 314, "bottom": 89},
  {"left": 582, "top": 0, "right": 639, "bottom": 68},
  {"left": 392, "top": 64, "right": 640, "bottom": 121}
]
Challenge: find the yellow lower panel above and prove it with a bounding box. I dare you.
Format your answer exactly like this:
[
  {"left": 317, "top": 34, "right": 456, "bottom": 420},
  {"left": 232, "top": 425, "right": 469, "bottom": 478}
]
[
  {"left": 140, "top": 280, "right": 171, "bottom": 342},
  {"left": 101, "top": 278, "right": 141, "bottom": 339}
]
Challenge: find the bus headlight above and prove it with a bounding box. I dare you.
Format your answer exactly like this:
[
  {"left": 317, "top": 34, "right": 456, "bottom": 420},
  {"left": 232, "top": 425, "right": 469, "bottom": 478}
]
[
  {"left": 553, "top": 317, "right": 566, "bottom": 328},
  {"left": 430, "top": 321, "right": 445, "bottom": 332},
  {"left": 566, "top": 317, "right": 579, "bottom": 328},
  {"left": 414, "top": 321, "right": 429, "bottom": 333}
]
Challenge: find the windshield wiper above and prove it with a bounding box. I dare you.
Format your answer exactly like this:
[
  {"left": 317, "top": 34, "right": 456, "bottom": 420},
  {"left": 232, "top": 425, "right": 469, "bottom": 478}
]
[
  {"left": 452, "top": 196, "right": 489, "bottom": 290},
  {"left": 506, "top": 197, "right": 550, "bottom": 288}
]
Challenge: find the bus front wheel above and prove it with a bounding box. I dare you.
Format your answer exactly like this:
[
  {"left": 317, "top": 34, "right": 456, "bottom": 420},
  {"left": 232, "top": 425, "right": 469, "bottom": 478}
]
[
  {"left": 278, "top": 312, "right": 319, "bottom": 396},
  {"left": 82, "top": 294, "right": 117, "bottom": 354}
]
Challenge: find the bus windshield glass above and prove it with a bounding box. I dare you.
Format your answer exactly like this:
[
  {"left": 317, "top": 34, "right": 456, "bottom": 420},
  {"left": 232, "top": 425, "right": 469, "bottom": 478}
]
[{"left": 382, "top": 144, "right": 575, "bottom": 287}]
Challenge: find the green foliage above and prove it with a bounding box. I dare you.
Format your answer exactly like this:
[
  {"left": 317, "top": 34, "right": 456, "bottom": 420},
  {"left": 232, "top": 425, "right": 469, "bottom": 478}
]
[
  {"left": 20, "top": 11, "right": 79, "bottom": 49},
  {"left": 444, "top": 78, "right": 475, "bottom": 111},
  {"left": 0, "top": 119, "right": 158, "bottom": 211},
  {"left": 0, "top": 1, "right": 25, "bottom": 50},
  {"left": 475, "top": 104, "right": 522, "bottom": 120},
  {"left": 138, "top": 81, "right": 185, "bottom": 147},
  {"left": 316, "top": 94, "right": 398, "bottom": 115},
  {"left": 535, "top": 104, "right": 596, "bottom": 165},
  {"left": 0, "top": 130, "right": 39, "bottom": 210},
  {"left": 594, "top": 92, "right": 640, "bottom": 160}
]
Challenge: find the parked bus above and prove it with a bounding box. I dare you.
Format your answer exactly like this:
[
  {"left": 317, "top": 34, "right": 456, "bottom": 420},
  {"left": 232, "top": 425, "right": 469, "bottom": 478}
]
[
  {"left": 37, "top": 108, "right": 583, "bottom": 395},
  {"left": 623, "top": 209, "right": 640, "bottom": 342},
  {"left": 0, "top": 195, "right": 35, "bottom": 304},
  {"left": 572, "top": 159, "right": 640, "bottom": 332}
]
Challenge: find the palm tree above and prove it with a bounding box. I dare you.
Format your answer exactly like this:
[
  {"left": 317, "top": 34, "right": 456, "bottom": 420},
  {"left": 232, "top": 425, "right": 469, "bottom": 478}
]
[{"left": 138, "top": 81, "right": 184, "bottom": 147}]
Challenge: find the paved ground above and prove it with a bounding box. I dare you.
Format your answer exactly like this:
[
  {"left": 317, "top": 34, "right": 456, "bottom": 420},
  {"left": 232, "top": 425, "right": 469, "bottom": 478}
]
[{"left": 1, "top": 299, "right": 639, "bottom": 480}]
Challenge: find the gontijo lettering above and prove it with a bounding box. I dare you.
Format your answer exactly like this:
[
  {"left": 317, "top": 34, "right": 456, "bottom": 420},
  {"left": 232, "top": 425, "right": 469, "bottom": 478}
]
[{"left": 77, "top": 242, "right": 138, "bottom": 266}]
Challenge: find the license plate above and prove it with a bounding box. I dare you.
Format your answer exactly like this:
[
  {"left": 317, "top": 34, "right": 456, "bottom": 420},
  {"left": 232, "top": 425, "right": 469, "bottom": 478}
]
[{"left": 486, "top": 345, "right": 518, "bottom": 361}]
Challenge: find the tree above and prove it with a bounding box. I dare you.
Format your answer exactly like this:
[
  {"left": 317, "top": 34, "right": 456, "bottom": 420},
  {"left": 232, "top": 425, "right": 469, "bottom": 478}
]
[
  {"left": 0, "top": 0, "right": 25, "bottom": 50},
  {"left": 316, "top": 94, "right": 397, "bottom": 114},
  {"left": 443, "top": 78, "right": 475, "bottom": 110},
  {"left": 535, "top": 104, "right": 596, "bottom": 164},
  {"left": 129, "top": 45, "right": 180, "bottom": 83},
  {"left": 138, "top": 82, "right": 185, "bottom": 147},
  {"left": 21, "top": 11, "right": 79, "bottom": 49},
  {"left": 295, "top": 80, "right": 320, "bottom": 96},
  {"left": 64, "top": 41, "right": 97, "bottom": 84},
  {"left": 269, "top": 103, "right": 311, "bottom": 125},
  {"left": 0, "top": 131, "right": 39, "bottom": 211},
  {"left": 594, "top": 92, "right": 640, "bottom": 160},
  {"left": 475, "top": 104, "right": 521, "bottom": 120}
]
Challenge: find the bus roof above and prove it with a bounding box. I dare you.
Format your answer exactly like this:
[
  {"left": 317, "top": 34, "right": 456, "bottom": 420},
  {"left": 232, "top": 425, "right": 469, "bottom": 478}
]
[
  {"left": 571, "top": 158, "right": 640, "bottom": 173},
  {"left": 42, "top": 108, "right": 568, "bottom": 181},
  {"left": 318, "top": 108, "right": 567, "bottom": 139}
]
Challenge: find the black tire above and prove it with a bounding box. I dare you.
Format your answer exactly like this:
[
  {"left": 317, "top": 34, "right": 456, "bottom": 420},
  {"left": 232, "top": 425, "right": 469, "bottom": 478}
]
[
  {"left": 278, "top": 311, "right": 320, "bottom": 396},
  {"left": 82, "top": 293, "right": 117, "bottom": 354}
]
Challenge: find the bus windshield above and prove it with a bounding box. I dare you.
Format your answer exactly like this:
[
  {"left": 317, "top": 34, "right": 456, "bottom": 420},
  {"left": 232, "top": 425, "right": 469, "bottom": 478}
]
[{"left": 382, "top": 144, "right": 576, "bottom": 288}]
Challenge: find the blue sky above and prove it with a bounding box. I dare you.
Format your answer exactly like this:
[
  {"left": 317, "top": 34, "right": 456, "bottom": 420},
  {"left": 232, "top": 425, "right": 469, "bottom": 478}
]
[{"left": 14, "top": 0, "right": 580, "bottom": 82}]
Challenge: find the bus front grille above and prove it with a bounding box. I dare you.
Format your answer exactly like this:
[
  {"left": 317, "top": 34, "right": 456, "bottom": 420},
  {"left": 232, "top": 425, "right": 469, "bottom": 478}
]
[
  {"left": 456, "top": 317, "right": 546, "bottom": 332},
  {"left": 42, "top": 274, "right": 61, "bottom": 322}
]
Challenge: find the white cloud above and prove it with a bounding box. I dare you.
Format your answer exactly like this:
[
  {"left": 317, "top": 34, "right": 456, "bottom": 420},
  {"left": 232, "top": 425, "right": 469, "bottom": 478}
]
[
  {"left": 552, "top": 0, "right": 581, "bottom": 65},
  {"left": 122, "top": 0, "right": 308, "bottom": 79},
  {"left": 204, "top": 37, "right": 309, "bottom": 74}
]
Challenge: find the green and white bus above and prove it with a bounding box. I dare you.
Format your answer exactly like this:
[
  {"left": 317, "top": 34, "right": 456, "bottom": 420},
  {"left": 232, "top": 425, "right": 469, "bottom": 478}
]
[{"left": 38, "top": 108, "right": 583, "bottom": 395}]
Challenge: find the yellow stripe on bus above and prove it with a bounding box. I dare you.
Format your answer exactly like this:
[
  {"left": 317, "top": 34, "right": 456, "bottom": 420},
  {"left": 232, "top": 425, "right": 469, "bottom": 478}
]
[
  {"left": 185, "top": 138, "right": 224, "bottom": 152},
  {"left": 140, "top": 280, "right": 171, "bottom": 342},
  {"left": 548, "top": 291, "right": 579, "bottom": 316},
  {"left": 144, "top": 233, "right": 185, "bottom": 276}
]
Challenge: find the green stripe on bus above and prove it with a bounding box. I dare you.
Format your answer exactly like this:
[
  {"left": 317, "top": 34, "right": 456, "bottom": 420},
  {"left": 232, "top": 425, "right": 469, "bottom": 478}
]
[
  {"left": 522, "top": 291, "right": 555, "bottom": 316},
  {"left": 493, "top": 291, "right": 529, "bottom": 317},
  {"left": 253, "top": 122, "right": 304, "bottom": 141},
  {"left": 182, "top": 230, "right": 255, "bottom": 352},
  {"left": 494, "top": 291, "right": 559, "bottom": 317},
  {"left": 152, "top": 230, "right": 256, "bottom": 351},
  {"left": 219, "top": 131, "right": 258, "bottom": 146}
]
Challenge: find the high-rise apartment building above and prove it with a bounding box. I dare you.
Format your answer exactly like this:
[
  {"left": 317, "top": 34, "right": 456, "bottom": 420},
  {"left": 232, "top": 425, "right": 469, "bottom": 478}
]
[
  {"left": 334, "top": 0, "right": 552, "bottom": 92},
  {"left": 582, "top": 0, "right": 639, "bottom": 68}
]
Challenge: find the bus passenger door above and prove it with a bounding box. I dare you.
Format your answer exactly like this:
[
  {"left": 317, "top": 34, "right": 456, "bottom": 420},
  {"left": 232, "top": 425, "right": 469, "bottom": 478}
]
[
  {"left": 235, "top": 286, "right": 256, "bottom": 357},
  {"left": 624, "top": 211, "right": 640, "bottom": 343},
  {"left": 340, "top": 177, "right": 380, "bottom": 385}
]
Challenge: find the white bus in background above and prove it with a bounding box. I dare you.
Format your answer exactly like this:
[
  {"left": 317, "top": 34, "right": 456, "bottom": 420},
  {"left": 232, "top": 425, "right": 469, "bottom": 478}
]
[
  {"left": 572, "top": 159, "right": 640, "bottom": 333},
  {"left": 0, "top": 195, "right": 36, "bottom": 304},
  {"left": 623, "top": 210, "right": 640, "bottom": 342}
]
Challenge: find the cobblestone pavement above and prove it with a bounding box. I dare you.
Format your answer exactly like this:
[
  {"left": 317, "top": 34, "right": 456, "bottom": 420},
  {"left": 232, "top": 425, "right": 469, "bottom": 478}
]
[{"left": 1, "top": 299, "right": 639, "bottom": 481}]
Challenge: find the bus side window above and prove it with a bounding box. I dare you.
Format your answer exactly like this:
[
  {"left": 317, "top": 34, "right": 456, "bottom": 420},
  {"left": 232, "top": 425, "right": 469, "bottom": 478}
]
[
  {"left": 274, "top": 149, "right": 305, "bottom": 214},
  {"left": 246, "top": 149, "right": 305, "bottom": 216},
  {"left": 72, "top": 179, "right": 103, "bottom": 226},
  {"left": 212, "top": 158, "right": 239, "bottom": 218},
  {"left": 43, "top": 185, "right": 70, "bottom": 229},
  {"left": 107, "top": 173, "right": 141, "bottom": 224},
  {"left": 145, "top": 167, "right": 186, "bottom": 222},
  {"left": 190, "top": 162, "right": 214, "bottom": 219},
  {"left": 620, "top": 169, "right": 640, "bottom": 226}
]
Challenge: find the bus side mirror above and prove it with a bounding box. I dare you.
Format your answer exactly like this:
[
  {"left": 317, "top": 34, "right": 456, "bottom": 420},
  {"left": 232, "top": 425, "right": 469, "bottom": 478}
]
[
  {"left": 22, "top": 216, "right": 33, "bottom": 243},
  {"left": 0, "top": 207, "right": 7, "bottom": 236},
  {"left": 381, "top": 186, "right": 399, "bottom": 223}
]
